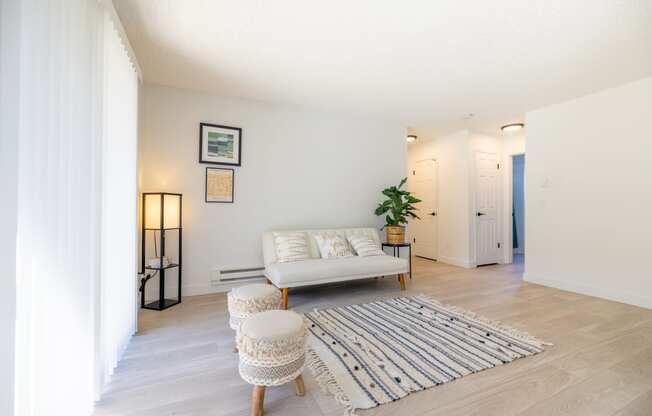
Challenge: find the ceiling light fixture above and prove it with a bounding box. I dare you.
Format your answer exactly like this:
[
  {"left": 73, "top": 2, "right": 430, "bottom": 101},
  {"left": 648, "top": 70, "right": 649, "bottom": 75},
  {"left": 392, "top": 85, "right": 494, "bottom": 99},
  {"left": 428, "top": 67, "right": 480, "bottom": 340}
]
[
  {"left": 501, "top": 123, "right": 524, "bottom": 132},
  {"left": 406, "top": 134, "right": 417, "bottom": 143}
]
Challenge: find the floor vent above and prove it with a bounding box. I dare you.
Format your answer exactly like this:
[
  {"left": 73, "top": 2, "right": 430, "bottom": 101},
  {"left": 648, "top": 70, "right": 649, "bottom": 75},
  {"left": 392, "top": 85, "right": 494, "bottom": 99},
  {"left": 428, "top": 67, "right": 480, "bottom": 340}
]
[{"left": 212, "top": 267, "right": 265, "bottom": 284}]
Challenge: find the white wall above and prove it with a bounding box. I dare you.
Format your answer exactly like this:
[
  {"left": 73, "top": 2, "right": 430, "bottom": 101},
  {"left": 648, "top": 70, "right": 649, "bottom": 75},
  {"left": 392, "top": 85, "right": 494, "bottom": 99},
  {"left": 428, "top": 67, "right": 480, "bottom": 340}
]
[
  {"left": 140, "top": 84, "right": 407, "bottom": 295},
  {"left": 525, "top": 76, "right": 652, "bottom": 309},
  {"left": 408, "top": 130, "right": 473, "bottom": 267},
  {"left": 0, "top": 1, "right": 19, "bottom": 412},
  {"left": 502, "top": 132, "right": 525, "bottom": 156}
]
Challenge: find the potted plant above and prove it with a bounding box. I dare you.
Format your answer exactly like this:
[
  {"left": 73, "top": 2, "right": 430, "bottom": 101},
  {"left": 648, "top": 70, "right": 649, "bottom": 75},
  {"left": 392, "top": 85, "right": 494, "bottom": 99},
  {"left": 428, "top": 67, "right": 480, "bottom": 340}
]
[{"left": 374, "top": 178, "right": 421, "bottom": 243}]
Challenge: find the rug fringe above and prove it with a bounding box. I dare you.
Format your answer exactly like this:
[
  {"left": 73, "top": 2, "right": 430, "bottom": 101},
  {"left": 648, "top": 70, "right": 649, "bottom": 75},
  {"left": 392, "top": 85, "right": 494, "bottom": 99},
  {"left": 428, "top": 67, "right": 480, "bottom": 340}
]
[
  {"left": 305, "top": 347, "right": 357, "bottom": 416},
  {"left": 414, "top": 294, "right": 553, "bottom": 347}
]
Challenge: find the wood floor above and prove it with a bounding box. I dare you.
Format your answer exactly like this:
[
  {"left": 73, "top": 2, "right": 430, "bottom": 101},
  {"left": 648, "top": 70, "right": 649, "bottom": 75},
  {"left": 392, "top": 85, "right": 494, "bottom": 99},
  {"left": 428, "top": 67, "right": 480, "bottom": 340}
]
[{"left": 94, "top": 257, "right": 652, "bottom": 416}]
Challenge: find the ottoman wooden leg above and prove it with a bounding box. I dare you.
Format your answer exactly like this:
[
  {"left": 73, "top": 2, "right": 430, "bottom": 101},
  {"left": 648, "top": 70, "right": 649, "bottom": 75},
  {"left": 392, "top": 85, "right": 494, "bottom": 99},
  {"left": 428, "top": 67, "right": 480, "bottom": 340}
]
[
  {"left": 251, "top": 385, "right": 265, "bottom": 416},
  {"left": 294, "top": 374, "right": 305, "bottom": 396},
  {"left": 399, "top": 273, "right": 406, "bottom": 291},
  {"left": 282, "top": 288, "right": 288, "bottom": 310}
]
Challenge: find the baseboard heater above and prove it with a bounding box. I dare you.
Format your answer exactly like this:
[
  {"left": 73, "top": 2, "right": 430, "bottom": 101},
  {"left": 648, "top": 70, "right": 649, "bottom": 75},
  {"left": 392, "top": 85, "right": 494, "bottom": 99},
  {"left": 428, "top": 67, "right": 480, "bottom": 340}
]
[{"left": 212, "top": 266, "right": 265, "bottom": 283}]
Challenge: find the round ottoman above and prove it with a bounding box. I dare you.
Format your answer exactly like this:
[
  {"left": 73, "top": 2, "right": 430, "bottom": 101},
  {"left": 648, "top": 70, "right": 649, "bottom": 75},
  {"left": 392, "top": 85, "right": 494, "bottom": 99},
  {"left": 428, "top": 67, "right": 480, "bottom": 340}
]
[
  {"left": 237, "top": 310, "right": 307, "bottom": 416},
  {"left": 228, "top": 283, "right": 282, "bottom": 334}
]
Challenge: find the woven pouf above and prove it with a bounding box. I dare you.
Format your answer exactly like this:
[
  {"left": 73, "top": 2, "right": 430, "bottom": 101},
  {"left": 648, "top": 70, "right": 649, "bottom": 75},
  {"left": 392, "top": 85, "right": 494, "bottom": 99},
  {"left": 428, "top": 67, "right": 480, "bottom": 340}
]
[
  {"left": 228, "top": 283, "right": 282, "bottom": 332},
  {"left": 237, "top": 310, "right": 307, "bottom": 416}
]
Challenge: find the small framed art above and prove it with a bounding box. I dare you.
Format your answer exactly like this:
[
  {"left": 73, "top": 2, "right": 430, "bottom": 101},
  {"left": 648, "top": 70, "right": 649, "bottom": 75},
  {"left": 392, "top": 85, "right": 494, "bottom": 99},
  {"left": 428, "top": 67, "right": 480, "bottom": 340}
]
[
  {"left": 199, "top": 123, "right": 242, "bottom": 166},
  {"left": 205, "top": 167, "right": 234, "bottom": 203}
]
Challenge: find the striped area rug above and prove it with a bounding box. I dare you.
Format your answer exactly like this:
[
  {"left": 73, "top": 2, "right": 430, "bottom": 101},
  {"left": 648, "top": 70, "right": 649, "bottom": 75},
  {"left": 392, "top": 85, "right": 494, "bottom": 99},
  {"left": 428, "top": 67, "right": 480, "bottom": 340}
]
[{"left": 305, "top": 294, "right": 547, "bottom": 414}]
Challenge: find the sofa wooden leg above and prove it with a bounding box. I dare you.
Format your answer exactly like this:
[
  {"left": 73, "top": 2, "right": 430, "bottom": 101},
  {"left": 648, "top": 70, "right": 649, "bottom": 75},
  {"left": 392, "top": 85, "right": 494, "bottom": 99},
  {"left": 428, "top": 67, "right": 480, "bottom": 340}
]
[
  {"left": 282, "top": 288, "right": 288, "bottom": 310},
  {"left": 399, "top": 273, "right": 406, "bottom": 291},
  {"left": 294, "top": 374, "right": 305, "bottom": 396},
  {"left": 251, "top": 385, "right": 265, "bottom": 416}
]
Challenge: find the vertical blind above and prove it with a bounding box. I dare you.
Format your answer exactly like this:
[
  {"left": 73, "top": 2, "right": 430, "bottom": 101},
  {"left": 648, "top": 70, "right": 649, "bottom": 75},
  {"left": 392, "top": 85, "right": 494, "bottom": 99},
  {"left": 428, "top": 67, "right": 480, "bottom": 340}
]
[
  {"left": 12, "top": 1, "right": 140, "bottom": 415},
  {"left": 0, "top": 1, "right": 21, "bottom": 415},
  {"left": 99, "top": 9, "right": 139, "bottom": 393}
]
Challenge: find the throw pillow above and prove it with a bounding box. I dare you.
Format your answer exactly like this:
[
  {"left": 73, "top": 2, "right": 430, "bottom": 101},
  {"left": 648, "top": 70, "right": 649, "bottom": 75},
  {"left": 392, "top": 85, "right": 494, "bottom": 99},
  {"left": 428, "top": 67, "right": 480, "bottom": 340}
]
[
  {"left": 274, "top": 232, "right": 310, "bottom": 263},
  {"left": 347, "top": 235, "right": 385, "bottom": 257},
  {"left": 314, "top": 234, "right": 354, "bottom": 259}
]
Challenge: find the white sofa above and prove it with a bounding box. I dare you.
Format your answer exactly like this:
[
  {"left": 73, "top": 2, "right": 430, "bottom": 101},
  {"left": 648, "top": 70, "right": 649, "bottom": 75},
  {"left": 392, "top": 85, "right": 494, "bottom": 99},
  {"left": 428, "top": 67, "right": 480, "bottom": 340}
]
[{"left": 262, "top": 227, "right": 409, "bottom": 308}]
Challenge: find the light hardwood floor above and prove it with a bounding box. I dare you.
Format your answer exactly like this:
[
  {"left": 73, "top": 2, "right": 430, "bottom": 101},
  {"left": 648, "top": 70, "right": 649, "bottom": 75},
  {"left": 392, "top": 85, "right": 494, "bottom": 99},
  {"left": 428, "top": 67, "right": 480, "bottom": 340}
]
[{"left": 94, "top": 257, "right": 652, "bottom": 416}]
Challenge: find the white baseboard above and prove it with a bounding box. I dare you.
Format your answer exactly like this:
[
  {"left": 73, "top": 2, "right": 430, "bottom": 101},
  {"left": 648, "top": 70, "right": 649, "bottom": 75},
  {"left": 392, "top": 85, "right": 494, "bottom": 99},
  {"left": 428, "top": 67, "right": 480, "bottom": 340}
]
[
  {"left": 437, "top": 255, "right": 474, "bottom": 269},
  {"left": 142, "top": 278, "right": 268, "bottom": 302},
  {"left": 523, "top": 273, "right": 652, "bottom": 310},
  {"left": 182, "top": 278, "right": 268, "bottom": 296}
]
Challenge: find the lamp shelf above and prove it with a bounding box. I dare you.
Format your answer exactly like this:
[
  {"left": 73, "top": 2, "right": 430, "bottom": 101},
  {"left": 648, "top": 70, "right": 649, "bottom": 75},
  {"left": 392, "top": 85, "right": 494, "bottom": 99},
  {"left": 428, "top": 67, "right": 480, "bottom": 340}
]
[
  {"left": 145, "top": 263, "right": 179, "bottom": 271},
  {"left": 140, "top": 192, "right": 183, "bottom": 311}
]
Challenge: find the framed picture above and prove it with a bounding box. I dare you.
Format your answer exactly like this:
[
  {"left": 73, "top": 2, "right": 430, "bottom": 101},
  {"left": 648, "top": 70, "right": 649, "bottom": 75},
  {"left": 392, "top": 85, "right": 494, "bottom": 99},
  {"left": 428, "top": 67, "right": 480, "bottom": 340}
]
[
  {"left": 205, "top": 167, "right": 234, "bottom": 203},
  {"left": 199, "top": 123, "right": 242, "bottom": 166}
]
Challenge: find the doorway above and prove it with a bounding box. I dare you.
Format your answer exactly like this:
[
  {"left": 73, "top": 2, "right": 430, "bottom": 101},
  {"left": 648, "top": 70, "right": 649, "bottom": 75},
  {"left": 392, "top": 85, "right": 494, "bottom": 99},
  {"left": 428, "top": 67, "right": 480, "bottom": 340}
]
[
  {"left": 512, "top": 154, "right": 525, "bottom": 264},
  {"left": 410, "top": 159, "right": 438, "bottom": 260},
  {"left": 474, "top": 151, "right": 500, "bottom": 266}
]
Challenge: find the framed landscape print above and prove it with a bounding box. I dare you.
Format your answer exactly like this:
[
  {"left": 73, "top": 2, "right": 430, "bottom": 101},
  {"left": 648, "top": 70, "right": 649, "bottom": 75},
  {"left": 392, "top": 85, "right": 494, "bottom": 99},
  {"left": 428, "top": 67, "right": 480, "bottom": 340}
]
[
  {"left": 205, "top": 167, "right": 234, "bottom": 203},
  {"left": 199, "top": 123, "right": 242, "bottom": 166}
]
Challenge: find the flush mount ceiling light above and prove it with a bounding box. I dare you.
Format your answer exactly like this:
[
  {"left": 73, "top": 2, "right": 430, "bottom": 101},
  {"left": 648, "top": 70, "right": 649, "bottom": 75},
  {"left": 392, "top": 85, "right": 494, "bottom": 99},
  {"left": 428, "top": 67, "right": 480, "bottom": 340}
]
[
  {"left": 501, "top": 123, "right": 524, "bottom": 132},
  {"left": 406, "top": 134, "right": 417, "bottom": 143}
]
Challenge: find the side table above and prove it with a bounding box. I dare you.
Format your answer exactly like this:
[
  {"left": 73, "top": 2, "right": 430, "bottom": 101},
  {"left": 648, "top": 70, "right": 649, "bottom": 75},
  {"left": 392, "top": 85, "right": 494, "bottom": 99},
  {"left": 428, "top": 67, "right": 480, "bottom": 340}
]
[{"left": 382, "top": 242, "right": 412, "bottom": 279}]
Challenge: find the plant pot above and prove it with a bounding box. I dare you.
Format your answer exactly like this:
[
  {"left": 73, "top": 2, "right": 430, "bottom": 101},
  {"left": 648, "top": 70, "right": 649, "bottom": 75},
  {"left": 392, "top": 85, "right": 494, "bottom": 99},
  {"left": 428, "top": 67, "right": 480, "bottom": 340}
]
[{"left": 385, "top": 225, "right": 405, "bottom": 244}]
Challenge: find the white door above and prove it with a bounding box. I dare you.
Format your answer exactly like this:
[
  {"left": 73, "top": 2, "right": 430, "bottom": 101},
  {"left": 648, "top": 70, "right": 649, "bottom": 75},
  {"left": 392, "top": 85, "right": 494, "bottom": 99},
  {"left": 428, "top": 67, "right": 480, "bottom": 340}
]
[
  {"left": 409, "top": 160, "right": 438, "bottom": 259},
  {"left": 474, "top": 152, "right": 499, "bottom": 265}
]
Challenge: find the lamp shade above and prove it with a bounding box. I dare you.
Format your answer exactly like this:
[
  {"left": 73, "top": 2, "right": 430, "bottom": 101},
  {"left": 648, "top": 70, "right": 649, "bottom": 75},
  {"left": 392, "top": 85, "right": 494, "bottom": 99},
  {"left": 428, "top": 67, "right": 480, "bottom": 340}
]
[{"left": 144, "top": 193, "right": 181, "bottom": 229}]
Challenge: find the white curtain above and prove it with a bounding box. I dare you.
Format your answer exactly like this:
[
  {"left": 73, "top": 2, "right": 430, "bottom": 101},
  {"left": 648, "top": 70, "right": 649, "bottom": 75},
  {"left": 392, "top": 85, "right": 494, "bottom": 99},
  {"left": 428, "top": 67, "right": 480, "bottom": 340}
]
[
  {"left": 98, "top": 10, "right": 139, "bottom": 392},
  {"left": 0, "top": 1, "right": 21, "bottom": 415},
  {"left": 12, "top": 1, "right": 140, "bottom": 415}
]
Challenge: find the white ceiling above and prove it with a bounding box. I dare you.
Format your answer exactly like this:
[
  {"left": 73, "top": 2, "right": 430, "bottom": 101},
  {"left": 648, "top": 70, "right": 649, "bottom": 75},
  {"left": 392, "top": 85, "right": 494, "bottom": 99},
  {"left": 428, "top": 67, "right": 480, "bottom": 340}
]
[{"left": 114, "top": 0, "right": 652, "bottom": 137}]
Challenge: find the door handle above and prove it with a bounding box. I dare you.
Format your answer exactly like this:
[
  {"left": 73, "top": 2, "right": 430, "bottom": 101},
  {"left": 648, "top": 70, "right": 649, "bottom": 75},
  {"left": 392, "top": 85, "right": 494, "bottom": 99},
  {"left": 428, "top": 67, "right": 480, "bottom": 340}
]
[
  {"left": 476, "top": 212, "right": 486, "bottom": 216},
  {"left": 429, "top": 212, "right": 436, "bottom": 216}
]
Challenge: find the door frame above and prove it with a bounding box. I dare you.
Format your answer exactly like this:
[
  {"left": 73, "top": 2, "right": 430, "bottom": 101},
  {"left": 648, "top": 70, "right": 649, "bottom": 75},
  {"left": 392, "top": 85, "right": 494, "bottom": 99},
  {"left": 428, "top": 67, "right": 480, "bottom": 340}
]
[
  {"left": 408, "top": 157, "right": 438, "bottom": 261},
  {"left": 470, "top": 151, "right": 501, "bottom": 267},
  {"left": 502, "top": 152, "right": 525, "bottom": 264}
]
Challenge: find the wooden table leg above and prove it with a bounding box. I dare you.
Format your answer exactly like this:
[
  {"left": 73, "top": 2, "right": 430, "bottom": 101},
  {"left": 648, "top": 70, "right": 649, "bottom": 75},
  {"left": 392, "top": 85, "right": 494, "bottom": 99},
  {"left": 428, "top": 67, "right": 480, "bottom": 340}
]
[
  {"left": 409, "top": 244, "right": 412, "bottom": 279},
  {"left": 294, "top": 374, "right": 305, "bottom": 396},
  {"left": 251, "top": 385, "right": 265, "bottom": 416}
]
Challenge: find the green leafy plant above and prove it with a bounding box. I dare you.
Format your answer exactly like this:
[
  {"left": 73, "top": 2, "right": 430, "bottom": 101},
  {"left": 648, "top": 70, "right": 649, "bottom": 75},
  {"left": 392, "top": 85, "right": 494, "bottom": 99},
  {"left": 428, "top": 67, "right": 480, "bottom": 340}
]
[{"left": 374, "top": 178, "right": 422, "bottom": 228}]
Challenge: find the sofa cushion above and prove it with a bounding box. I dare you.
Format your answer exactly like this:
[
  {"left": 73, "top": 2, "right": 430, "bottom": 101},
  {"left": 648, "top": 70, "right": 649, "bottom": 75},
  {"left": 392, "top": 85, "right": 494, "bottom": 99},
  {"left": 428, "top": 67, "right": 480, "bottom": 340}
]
[
  {"left": 262, "top": 228, "right": 382, "bottom": 266},
  {"left": 347, "top": 235, "right": 385, "bottom": 257},
  {"left": 274, "top": 232, "right": 310, "bottom": 263},
  {"left": 314, "top": 233, "right": 354, "bottom": 259},
  {"left": 266, "top": 255, "right": 408, "bottom": 286}
]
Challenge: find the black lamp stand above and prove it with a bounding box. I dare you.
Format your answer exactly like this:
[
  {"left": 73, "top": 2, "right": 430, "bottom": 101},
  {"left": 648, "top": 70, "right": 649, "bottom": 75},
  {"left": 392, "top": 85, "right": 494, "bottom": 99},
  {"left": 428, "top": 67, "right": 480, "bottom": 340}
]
[{"left": 139, "top": 192, "right": 183, "bottom": 311}]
